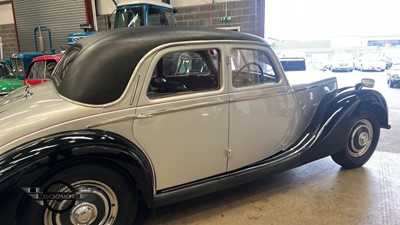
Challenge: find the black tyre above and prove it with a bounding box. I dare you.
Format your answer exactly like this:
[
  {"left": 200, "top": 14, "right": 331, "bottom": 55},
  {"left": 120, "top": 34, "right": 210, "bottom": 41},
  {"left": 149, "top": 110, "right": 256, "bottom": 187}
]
[
  {"left": 331, "top": 112, "right": 380, "bottom": 169},
  {"left": 17, "top": 161, "right": 138, "bottom": 225}
]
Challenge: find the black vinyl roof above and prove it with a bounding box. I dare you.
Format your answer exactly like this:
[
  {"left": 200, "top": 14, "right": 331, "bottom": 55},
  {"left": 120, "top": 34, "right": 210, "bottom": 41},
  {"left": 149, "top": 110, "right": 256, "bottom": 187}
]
[{"left": 57, "top": 26, "right": 269, "bottom": 104}]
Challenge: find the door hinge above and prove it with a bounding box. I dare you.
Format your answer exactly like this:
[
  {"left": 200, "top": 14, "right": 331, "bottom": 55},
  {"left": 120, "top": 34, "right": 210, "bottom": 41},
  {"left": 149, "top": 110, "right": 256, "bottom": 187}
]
[{"left": 226, "top": 149, "right": 232, "bottom": 158}]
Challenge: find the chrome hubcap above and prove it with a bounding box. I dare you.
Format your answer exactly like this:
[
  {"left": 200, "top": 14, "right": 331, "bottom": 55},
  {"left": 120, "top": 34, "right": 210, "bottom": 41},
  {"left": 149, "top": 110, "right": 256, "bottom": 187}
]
[
  {"left": 358, "top": 132, "right": 369, "bottom": 146},
  {"left": 70, "top": 202, "right": 98, "bottom": 225},
  {"left": 44, "top": 180, "right": 118, "bottom": 225},
  {"left": 348, "top": 119, "right": 373, "bottom": 157}
]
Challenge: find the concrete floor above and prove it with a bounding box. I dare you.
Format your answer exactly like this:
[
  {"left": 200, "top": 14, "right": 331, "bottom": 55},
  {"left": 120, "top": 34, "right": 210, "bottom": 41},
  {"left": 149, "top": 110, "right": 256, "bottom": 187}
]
[
  {"left": 138, "top": 152, "right": 400, "bottom": 225},
  {"left": 136, "top": 71, "right": 400, "bottom": 225}
]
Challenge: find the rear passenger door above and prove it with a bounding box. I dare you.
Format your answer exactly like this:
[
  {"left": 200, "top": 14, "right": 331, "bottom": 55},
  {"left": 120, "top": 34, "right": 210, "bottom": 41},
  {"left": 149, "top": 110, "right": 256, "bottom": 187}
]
[
  {"left": 133, "top": 45, "right": 229, "bottom": 190},
  {"left": 227, "top": 46, "right": 297, "bottom": 171}
]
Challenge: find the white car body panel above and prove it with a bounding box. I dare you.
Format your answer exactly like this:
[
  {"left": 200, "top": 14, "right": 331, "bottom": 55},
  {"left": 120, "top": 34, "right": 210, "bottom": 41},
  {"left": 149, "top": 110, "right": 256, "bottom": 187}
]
[
  {"left": 227, "top": 84, "right": 297, "bottom": 171},
  {"left": 0, "top": 40, "right": 337, "bottom": 191}
]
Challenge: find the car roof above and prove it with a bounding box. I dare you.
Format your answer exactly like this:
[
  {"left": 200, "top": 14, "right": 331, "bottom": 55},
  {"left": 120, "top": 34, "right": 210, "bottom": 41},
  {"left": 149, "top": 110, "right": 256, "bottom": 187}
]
[
  {"left": 60, "top": 26, "right": 268, "bottom": 104},
  {"left": 75, "top": 26, "right": 267, "bottom": 49}
]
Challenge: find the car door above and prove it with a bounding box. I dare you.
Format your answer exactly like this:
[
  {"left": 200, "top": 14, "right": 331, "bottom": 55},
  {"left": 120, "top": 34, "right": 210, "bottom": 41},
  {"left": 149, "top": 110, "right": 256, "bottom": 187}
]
[
  {"left": 227, "top": 45, "right": 298, "bottom": 171},
  {"left": 133, "top": 45, "right": 229, "bottom": 190}
]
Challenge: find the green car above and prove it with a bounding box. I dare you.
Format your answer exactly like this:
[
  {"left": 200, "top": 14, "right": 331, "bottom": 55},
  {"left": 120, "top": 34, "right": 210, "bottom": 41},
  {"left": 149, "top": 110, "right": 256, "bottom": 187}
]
[{"left": 0, "top": 60, "right": 24, "bottom": 96}]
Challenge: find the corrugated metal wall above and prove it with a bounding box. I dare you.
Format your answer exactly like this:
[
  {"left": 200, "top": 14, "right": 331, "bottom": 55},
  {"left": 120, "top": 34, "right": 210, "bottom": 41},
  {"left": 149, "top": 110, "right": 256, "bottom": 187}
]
[{"left": 13, "top": 0, "right": 87, "bottom": 52}]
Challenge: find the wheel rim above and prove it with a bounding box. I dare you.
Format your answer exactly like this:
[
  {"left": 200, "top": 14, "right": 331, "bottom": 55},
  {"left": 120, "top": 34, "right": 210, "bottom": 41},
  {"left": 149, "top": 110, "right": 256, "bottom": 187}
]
[
  {"left": 44, "top": 180, "right": 118, "bottom": 225},
  {"left": 348, "top": 119, "right": 373, "bottom": 157}
]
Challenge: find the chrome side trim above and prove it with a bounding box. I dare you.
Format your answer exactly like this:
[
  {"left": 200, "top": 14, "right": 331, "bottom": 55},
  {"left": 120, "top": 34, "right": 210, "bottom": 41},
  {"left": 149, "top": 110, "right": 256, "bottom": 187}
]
[
  {"left": 86, "top": 115, "right": 136, "bottom": 129},
  {"left": 229, "top": 89, "right": 291, "bottom": 103},
  {"left": 138, "top": 98, "right": 229, "bottom": 118},
  {"left": 86, "top": 98, "right": 229, "bottom": 128}
]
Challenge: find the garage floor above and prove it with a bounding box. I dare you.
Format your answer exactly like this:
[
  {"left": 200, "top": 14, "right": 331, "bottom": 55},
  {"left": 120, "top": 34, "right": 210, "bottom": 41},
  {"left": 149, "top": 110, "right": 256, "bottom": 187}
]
[
  {"left": 137, "top": 151, "right": 400, "bottom": 225},
  {"left": 136, "top": 72, "right": 400, "bottom": 225}
]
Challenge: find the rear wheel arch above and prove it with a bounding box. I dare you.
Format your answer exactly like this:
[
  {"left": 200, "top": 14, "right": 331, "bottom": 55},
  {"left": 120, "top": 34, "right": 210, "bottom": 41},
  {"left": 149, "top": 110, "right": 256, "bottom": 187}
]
[
  {"left": 1, "top": 130, "right": 155, "bottom": 216},
  {"left": 16, "top": 159, "right": 139, "bottom": 225}
]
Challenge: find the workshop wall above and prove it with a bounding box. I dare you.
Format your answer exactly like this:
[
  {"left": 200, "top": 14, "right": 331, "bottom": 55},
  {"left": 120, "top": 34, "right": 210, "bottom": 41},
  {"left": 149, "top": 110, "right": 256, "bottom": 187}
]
[
  {"left": 97, "top": 0, "right": 263, "bottom": 37},
  {"left": 0, "top": 3, "right": 17, "bottom": 58},
  {"left": 0, "top": 24, "right": 17, "bottom": 58},
  {"left": 174, "top": 0, "right": 262, "bottom": 36}
]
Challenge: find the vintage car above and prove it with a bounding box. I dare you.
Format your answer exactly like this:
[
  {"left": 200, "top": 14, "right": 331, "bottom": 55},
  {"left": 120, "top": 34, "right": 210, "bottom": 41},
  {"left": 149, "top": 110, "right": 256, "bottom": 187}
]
[
  {"left": 0, "top": 27, "right": 390, "bottom": 225},
  {"left": 0, "top": 60, "right": 23, "bottom": 96},
  {"left": 387, "top": 62, "right": 400, "bottom": 88},
  {"left": 24, "top": 54, "right": 63, "bottom": 86}
]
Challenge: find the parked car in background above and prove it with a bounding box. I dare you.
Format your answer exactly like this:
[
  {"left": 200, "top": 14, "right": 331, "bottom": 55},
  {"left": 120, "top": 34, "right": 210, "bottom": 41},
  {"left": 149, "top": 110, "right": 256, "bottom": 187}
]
[
  {"left": 0, "top": 27, "right": 390, "bottom": 224},
  {"left": 329, "top": 53, "right": 354, "bottom": 72},
  {"left": 24, "top": 54, "right": 63, "bottom": 86},
  {"left": 381, "top": 49, "right": 400, "bottom": 70},
  {"left": 355, "top": 52, "right": 386, "bottom": 72},
  {"left": 0, "top": 60, "right": 23, "bottom": 96},
  {"left": 387, "top": 62, "right": 400, "bottom": 87},
  {"left": 312, "top": 60, "right": 329, "bottom": 71}
]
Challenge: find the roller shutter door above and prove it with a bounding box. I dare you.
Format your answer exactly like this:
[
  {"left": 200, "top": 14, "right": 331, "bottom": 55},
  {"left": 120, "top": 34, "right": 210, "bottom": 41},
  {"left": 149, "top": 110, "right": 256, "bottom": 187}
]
[{"left": 13, "top": 0, "right": 87, "bottom": 52}]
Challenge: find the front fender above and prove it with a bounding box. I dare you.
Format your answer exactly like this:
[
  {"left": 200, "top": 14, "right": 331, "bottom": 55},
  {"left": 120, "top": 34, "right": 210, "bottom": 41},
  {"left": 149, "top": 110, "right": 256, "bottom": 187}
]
[
  {"left": 287, "top": 88, "right": 389, "bottom": 164},
  {"left": 0, "top": 130, "right": 154, "bottom": 222}
]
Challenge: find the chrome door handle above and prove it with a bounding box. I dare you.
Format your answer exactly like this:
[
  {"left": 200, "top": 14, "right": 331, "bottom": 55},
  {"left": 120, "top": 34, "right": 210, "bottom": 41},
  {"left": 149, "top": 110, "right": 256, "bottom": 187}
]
[{"left": 135, "top": 113, "right": 154, "bottom": 119}]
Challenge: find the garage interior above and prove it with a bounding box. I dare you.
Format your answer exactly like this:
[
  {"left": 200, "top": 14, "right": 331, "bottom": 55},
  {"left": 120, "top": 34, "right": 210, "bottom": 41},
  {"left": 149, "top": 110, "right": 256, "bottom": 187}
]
[{"left": 0, "top": 0, "right": 399, "bottom": 224}]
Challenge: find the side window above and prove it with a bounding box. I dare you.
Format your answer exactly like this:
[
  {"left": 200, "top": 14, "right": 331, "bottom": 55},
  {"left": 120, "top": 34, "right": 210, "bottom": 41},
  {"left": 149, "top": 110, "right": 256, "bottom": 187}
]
[
  {"left": 148, "top": 7, "right": 168, "bottom": 26},
  {"left": 231, "top": 49, "right": 279, "bottom": 88},
  {"left": 147, "top": 49, "right": 220, "bottom": 99},
  {"left": 29, "top": 61, "right": 46, "bottom": 79},
  {"left": 29, "top": 60, "right": 57, "bottom": 79},
  {"left": 164, "top": 11, "right": 177, "bottom": 25},
  {"left": 0, "top": 64, "right": 9, "bottom": 77}
]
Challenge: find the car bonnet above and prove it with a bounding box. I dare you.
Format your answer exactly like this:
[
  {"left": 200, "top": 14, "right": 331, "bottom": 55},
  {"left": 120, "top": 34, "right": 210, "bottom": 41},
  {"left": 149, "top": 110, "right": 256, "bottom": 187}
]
[{"left": 0, "top": 82, "right": 100, "bottom": 155}]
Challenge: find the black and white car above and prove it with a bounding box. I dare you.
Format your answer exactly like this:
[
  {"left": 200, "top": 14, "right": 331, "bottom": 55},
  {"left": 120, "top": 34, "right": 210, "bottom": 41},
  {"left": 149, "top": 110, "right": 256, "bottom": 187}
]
[{"left": 0, "top": 27, "right": 391, "bottom": 225}]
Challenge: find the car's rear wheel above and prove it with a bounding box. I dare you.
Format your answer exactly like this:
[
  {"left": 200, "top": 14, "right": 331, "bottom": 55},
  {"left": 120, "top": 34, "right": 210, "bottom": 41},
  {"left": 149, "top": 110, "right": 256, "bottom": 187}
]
[
  {"left": 331, "top": 112, "right": 380, "bottom": 169},
  {"left": 17, "top": 161, "right": 138, "bottom": 225}
]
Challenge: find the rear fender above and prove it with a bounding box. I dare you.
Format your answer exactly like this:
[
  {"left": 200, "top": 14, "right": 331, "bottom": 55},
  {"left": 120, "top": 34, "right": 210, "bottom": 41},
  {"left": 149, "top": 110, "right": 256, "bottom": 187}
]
[{"left": 0, "top": 129, "right": 154, "bottom": 220}]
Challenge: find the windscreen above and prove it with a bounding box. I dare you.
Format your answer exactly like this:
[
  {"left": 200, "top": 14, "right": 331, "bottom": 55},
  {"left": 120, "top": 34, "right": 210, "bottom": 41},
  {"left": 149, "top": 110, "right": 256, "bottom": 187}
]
[
  {"left": 0, "top": 63, "right": 13, "bottom": 78},
  {"left": 28, "top": 60, "right": 57, "bottom": 79},
  {"left": 114, "top": 6, "right": 144, "bottom": 28}
]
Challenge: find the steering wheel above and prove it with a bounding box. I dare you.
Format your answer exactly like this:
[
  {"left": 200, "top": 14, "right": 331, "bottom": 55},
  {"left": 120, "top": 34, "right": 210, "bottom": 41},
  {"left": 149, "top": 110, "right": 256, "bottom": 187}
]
[{"left": 233, "top": 62, "right": 264, "bottom": 87}]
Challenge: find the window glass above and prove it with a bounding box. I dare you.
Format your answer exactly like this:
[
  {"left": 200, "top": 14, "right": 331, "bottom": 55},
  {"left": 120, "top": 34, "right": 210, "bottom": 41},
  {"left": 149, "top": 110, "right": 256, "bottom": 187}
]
[
  {"left": 28, "top": 60, "right": 57, "bottom": 79},
  {"left": 114, "top": 6, "right": 144, "bottom": 28},
  {"left": 148, "top": 7, "right": 168, "bottom": 26},
  {"left": 0, "top": 63, "right": 12, "bottom": 78},
  {"left": 147, "top": 49, "right": 220, "bottom": 99},
  {"left": 51, "top": 48, "right": 80, "bottom": 87},
  {"left": 164, "top": 10, "right": 177, "bottom": 25},
  {"left": 231, "top": 49, "right": 278, "bottom": 88}
]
